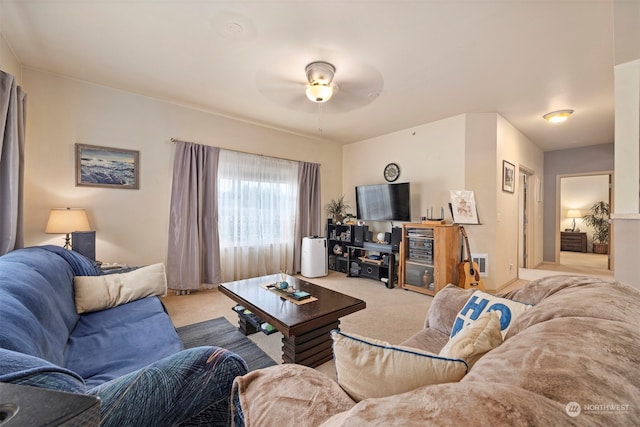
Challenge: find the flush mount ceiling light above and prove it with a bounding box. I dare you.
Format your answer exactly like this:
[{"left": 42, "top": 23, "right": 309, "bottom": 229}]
[
  {"left": 543, "top": 109, "right": 574, "bottom": 123},
  {"left": 305, "top": 61, "right": 336, "bottom": 103}
]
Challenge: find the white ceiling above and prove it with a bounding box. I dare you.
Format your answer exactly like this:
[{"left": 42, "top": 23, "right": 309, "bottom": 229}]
[{"left": 0, "top": 1, "right": 622, "bottom": 151}]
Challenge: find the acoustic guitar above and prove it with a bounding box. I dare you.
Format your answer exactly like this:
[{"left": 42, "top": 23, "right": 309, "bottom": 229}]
[{"left": 458, "top": 226, "right": 485, "bottom": 290}]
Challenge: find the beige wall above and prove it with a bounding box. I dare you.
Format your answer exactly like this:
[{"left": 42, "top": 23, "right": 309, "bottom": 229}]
[
  {"left": 344, "top": 113, "right": 543, "bottom": 291},
  {"left": 465, "top": 113, "right": 543, "bottom": 290},
  {"left": 22, "top": 68, "right": 343, "bottom": 266},
  {"left": 464, "top": 114, "right": 498, "bottom": 288},
  {"left": 495, "top": 115, "right": 544, "bottom": 288},
  {"left": 342, "top": 114, "right": 467, "bottom": 236}
]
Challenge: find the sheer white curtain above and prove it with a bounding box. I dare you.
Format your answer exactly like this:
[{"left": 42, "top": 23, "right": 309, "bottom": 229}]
[{"left": 217, "top": 150, "right": 298, "bottom": 281}]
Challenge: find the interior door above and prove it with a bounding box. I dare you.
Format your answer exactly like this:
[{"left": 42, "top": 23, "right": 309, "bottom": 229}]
[{"left": 518, "top": 170, "right": 532, "bottom": 268}]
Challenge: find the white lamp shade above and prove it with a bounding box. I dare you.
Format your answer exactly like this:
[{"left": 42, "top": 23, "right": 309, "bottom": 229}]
[
  {"left": 566, "top": 209, "right": 582, "bottom": 218},
  {"left": 45, "top": 208, "right": 91, "bottom": 234}
]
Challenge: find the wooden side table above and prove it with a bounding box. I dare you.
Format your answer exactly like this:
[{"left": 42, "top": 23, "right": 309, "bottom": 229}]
[{"left": 560, "top": 231, "right": 587, "bottom": 252}]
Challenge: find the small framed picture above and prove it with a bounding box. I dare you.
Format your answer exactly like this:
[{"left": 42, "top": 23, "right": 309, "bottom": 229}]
[
  {"left": 450, "top": 190, "right": 480, "bottom": 225},
  {"left": 502, "top": 160, "right": 515, "bottom": 193},
  {"left": 76, "top": 143, "right": 140, "bottom": 189}
]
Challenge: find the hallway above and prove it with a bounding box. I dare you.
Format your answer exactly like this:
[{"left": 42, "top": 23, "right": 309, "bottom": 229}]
[{"left": 521, "top": 251, "right": 613, "bottom": 282}]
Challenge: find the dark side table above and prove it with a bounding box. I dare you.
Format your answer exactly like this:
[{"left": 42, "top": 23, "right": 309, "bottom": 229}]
[{"left": 560, "top": 231, "right": 587, "bottom": 252}]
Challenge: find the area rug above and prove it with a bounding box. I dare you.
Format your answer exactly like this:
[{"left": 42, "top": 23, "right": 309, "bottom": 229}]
[{"left": 176, "top": 317, "right": 277, "bottom": 371}]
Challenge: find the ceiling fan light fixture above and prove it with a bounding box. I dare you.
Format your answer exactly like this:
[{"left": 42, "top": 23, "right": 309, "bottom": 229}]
[
  {"left": 543, "top": 109, "right": 574, "bottom": 123},
  {"left": 306, "top": 83, "right": 334, "bottom": 103},
  {"left": 305, "top": 61, "right": 336, "bottom": 103}
]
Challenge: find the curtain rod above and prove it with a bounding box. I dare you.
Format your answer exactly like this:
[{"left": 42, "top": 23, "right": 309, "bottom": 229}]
[{"left": 170, "top": 138, "right": 319, "bottom": 166}]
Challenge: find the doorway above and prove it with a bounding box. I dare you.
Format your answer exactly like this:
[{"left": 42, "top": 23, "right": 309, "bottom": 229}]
[
  {"left": 556, "top": 173, "right": 613, "bottom": 273},
  {"left": 518, "top": 168, "right": 534, "bottom": 269}
]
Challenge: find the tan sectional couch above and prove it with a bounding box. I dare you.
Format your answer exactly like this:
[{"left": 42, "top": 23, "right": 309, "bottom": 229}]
[{"left": 232, "top": 275, "right": 640, "bottom": 426}]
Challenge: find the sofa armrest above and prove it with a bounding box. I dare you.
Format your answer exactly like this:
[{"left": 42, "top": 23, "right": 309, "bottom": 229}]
[
  {"left": 0, "top": 349, "right": 86, "bottom": 394},
  {"left": 424, "top": 285, "right": 475, "bottom": 335},
  {"left": 232, "top": 364, "right": 355, "bottom": 427},
  {"left": 399, "top": 328, "right": 449, "bottom": 353}
]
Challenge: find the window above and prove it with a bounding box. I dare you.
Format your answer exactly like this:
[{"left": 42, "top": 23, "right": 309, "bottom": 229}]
[{"left": 217, "top": 150, "right": 298, "bottom": 279}]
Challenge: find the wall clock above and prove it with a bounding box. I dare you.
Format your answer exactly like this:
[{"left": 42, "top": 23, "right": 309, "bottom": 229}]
[{"left": 383, "top": 163, "right": 400, "bottom": 182}]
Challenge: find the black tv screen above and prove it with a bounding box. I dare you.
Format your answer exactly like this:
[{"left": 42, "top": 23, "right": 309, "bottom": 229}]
[{"left": 355, "top": 182, "right": 411, "bottom": 221}]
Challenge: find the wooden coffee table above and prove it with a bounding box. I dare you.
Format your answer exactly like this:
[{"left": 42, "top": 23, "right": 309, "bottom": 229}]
[{"left": 219, "top": 274, "right": 366, "bottom": 367}]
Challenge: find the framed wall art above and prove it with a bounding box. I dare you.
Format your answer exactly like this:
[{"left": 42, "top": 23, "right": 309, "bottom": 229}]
[
  {"left": 450, "top": 190, "right": 480, "bottom": 224},
  {"left": 76, "top": 143, "right": 140, "bottom": 189},
  {"left": 502, "top": 160, "right": 515, "bottom": 193}
]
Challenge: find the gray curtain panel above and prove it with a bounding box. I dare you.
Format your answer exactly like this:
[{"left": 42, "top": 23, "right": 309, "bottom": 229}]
[
  {"left": 0, "top": 71, "right": 26, "bottom": 256},
  {"left": 293, "top": 161, "right": 321, "bottom": 273},
  {"left": 166, "top": 141, "right": 221, "bottom": 291}
]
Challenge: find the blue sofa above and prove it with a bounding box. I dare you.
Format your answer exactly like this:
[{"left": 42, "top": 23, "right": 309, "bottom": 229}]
[{"left": 0, "top": 246, "right": 248, "bottom": 426}]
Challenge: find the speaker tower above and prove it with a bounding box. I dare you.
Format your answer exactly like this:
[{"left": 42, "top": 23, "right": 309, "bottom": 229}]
[
  {"left": 353, "top": 225, "right": 368, "bottom": 246},
  {"left": 390, "top": 227, "right": 402, "bottom": 251}
]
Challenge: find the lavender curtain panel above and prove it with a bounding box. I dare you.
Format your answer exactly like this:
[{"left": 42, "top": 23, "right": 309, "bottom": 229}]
[
  {"left": 0, "top": 71, "right": 26, "bottom": 256},
  {"left": 293, "top": 161, "right": 321, "bottom": 273},
  {"left": 166, "top": 141, "right": 221, "bottom": 292}
]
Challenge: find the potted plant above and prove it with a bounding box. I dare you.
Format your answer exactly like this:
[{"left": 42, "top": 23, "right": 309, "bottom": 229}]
[
  {"left": 582, "top": 201, "right": 609, "bottom": 254},
  {"left": 326, "top": 196, "right": 351, "bottom": 223}
]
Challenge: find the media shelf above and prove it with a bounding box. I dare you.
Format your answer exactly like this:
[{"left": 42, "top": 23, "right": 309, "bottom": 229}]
[
  {"left": 346, "top": 242, "right": 396, "bottom": 288},
  {"left": 326, "top": 219, "right": 399, "bottom": 288},
  {"left": 399, "top": 223, "right": 460, "bottom": 296},
  {"left": 326, "top": 221, "right": 353, "bottom": 274}
]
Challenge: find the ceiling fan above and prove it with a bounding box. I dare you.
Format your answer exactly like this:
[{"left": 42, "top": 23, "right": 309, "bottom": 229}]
[
  {"left": 257, "top": 57, "right": 384, "bottom": 114},
  {"left": 305, "top": 61, "right": 337, "bottom": 103}
]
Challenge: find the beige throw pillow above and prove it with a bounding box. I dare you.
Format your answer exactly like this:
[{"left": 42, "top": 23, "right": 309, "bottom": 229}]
[
  {"left": 439, "top": 310, "right": 503, "bottom": 368},
  {"left": 331, "top": 330, "right": 468, "bottom": 402},
  {"left": 74, "top": 263, "right": 167, "bottom": 314}
]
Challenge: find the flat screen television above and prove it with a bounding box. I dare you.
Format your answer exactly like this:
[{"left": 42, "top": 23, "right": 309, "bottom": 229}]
[{"left": 355, "top": 182, "right": 411, "bottom": 221}]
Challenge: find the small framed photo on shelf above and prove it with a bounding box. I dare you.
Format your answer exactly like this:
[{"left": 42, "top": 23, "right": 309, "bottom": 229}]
[
  {"left": 450, "top": 190, "right": 480, "bottom": 225},
  {"left": 76, "top": 143, "right": 140, "bottom": 189},
  {"left": 502, "top": 160, "right": 515, "bottom": 193}
]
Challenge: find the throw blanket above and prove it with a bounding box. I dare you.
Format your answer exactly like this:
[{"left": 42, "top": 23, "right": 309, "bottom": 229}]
[
  {"left": 39, "top": 244, "right": 101, "bottom": 276},
  {"left": 0, "top": 246, "right": 100, "bottom": 366}
]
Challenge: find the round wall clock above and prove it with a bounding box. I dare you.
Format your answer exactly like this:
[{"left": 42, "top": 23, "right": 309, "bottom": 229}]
[{"left": 383, "top": 162, "right": 400, "bottom": 182}]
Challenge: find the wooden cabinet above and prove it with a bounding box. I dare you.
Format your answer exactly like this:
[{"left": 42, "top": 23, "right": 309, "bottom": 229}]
[
  {"left": 560, "top": 231, "right": 587, "bottom": 252},
  {"left": 399, "top": 224, "right": 460, "bottom": 296}
]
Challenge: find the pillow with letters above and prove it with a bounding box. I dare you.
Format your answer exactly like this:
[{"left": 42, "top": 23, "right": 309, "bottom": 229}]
[
  {"left": 74, "top": 263, "right": 167, "bottom": 314},
  {"left": 331, "top": 330, "right": 468, "bottom": 402},
  {"left": 450, "top": 290, "right": 532, "bottom": 340}
]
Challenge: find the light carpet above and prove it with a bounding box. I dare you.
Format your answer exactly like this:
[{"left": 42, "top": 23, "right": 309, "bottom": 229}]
[{"left": 164, "top": 271, "right": 432, "bottom": 378}]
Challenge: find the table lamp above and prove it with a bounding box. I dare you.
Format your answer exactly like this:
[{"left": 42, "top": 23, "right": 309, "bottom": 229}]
[
  {"left": 566, "top": 209, "right": 581, "bottom": 232},
  {"left": 45, "top": 208, "right": 91, "bottom": 249}
]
